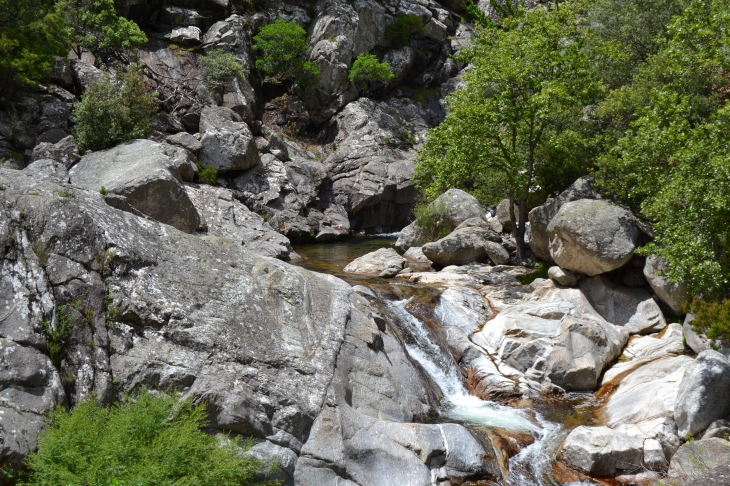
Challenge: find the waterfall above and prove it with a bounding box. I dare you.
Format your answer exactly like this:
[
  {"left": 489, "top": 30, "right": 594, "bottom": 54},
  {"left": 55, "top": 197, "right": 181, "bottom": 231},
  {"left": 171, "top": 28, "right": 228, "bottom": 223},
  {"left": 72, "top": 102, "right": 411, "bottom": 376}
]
[{"left": 388, "top": 299, "right": 590, "bottom": 486}]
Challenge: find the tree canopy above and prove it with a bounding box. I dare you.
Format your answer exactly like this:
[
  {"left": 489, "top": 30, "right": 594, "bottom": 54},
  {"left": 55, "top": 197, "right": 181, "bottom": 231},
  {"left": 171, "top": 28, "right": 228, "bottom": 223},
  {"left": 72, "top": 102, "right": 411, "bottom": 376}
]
[{"left": 252, "top": 19, "right": 318, "bottom": 85}]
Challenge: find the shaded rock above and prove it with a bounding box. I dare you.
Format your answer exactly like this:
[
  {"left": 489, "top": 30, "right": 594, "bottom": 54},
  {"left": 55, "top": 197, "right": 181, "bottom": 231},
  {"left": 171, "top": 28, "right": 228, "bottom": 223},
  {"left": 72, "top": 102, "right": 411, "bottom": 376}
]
[
  {"left": 674, "top": 350, "right": 730, "bottom": 438},
  {"left": 548, "top": 266, "right": 578, "bottom": 287},
  {"left": 384, "top": 46, "right": 416, "bottom": 87},
  {"left": 166, "top": 131, "right": 202, "bottom": 153},
  {"left": 548, "top": 199, "right": 640, "bottom": 276},
  {"left": 184, "top": 184, "right": 292, "bottom": 260},
  {"left": 559, "top": 426, "right": 644, "bottom": 476},
  {"left": 495, "top": 199, "right": 516, "bottom": 233},
  {"left": 70, "top": 60, "right": 104, "bottom": 92},
  {"left": 158, "top": 6, "right": 204, "bottom": 27},
  {"left": 343, "top": 248, "right": 405, "bottom": 277},
  {"left": 701, "top": 419, "right": 730, "bottom": 440},
  {"left": 579, "top": 275, "right": 666, "bottom": 335},
  {"left": 68, "top": 139, "right": 201, "bottom": 233},
  {"left": 644, "top": 255, "right": 688, "bottom": 316},
  {"left": 30, "top": 135, "right": 80, "bottom": 168},
  {"left": 198, "top": 106, "right": 258, "bottom": 172},
  {"left": 395, "top": 221, "right": 427, "bottom": 253},
  {"left": 528, "top": 176, "right": 601, "bottom": 261},
  {"left": 422, "top": 227, "right": 500, "bottom": 266},
  {"left": 668, "top": 438, "right": 730, "bottom": 480}
]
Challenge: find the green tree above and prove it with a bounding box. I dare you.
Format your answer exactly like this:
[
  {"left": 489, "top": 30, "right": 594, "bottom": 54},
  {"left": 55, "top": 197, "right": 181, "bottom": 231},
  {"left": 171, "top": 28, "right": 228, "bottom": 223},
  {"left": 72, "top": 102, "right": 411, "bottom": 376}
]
[
  {"left": 20, "top": 390, "right": 279, "bottom": 486},
  {"left": 415, "top": 1, "right": 603, "bottom": 260},
  {"left": 58, "top": 0, "right": 146, "bottom": 61},
  {"left": 0, "top": 0, "right": 70, "bottom": 94},
  {"left": 348, "top": 52, "right": 394, "bottom": 90},
  {"left": 384, "top": 14, "right": 424, "bottom": 47},
  {"left": 73, "top": 64, "right": 158, "bottom": 152},
  {"left": 199, "top": 49, "right": 247, "bottom": 101},
  {"left": 595, "top": 0, "right": 730, "bottom": 299},
  {"left": 252, "top": 19, "right": 318, "bottom": 85}
]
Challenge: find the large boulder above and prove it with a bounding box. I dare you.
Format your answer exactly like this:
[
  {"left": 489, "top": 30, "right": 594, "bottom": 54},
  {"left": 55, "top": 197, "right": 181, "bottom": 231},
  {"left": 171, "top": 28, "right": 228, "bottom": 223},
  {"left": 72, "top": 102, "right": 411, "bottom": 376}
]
[
  {"left": 559, "top": 426, "right": 644, "bottom": 476},
  {"left": 674, "top": 350, "right": 730, "bottom": 438},
  {"left": 343, "top": 248, "right": 405, "bottom": 277},
  {"left": 184, "top": 184, "right": 293, "bottom": 260},
  {"left": 643, "top": 255, "right": 688, "bottom": 316},
  {"left": 547, "top": 199, "right": 640, "bottom": 276},
  {"left": 68, "top": 140, "right": 201, "bottom": 233},
  {"left": 395, "top": 222, "right": 428, "bottom": 253},
  {"left": 422, "top": 227, "right": 501, "bottom": 266},
  {"left": 682, "top": 314, "right": 730, "bottom": 359},
  {"left": 528, "top": 176, "right": 601, "bottom": 261},
  {"left": 198, "top": 106, "right": 259, "bottom": 172},
  {"left": 668, "top": 438, "right": 730, "bottom": 480}
]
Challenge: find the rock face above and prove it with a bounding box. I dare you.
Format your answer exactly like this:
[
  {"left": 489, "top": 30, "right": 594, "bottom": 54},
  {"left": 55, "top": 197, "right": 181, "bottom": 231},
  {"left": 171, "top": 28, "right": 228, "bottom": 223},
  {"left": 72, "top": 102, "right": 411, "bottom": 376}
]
[
  {"left": 528, "top": 176, "right": 601, "bottom": 261},
  {"left": 547, "top": 199, "right": 640, "bottom": 276},
  {"left": 559, "top": 426, "right": 644, "bottom": 476},
  {"left": 184, "top": 184, "right": 293, "bottom": 260},
  {"left": 68, "top": 140, "right": 201, "bottom": 233},
  {"left": 668, "top": 438, "right": 730, "bottom": 480},
  {"left": 674, "top": 350, "right": 730, "bottom": 438},
  {"left": 198, "top": 106, "right": 259, "bottom": 172},
  {"left": 643, "top": 255, "right": 687, "bottom": 315},
  {"left": 422, "top": 227, "right": 501, "bottom": 266},
  {"left": 343, "top": 248, "right": 405, "bottom": 277}
]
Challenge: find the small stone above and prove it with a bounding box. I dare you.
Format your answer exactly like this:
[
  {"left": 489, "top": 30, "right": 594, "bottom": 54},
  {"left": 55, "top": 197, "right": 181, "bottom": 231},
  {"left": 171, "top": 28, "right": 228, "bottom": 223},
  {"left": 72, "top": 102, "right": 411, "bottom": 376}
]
[{"left": 548, "top": 266, "right": 578, "bottom": 287}]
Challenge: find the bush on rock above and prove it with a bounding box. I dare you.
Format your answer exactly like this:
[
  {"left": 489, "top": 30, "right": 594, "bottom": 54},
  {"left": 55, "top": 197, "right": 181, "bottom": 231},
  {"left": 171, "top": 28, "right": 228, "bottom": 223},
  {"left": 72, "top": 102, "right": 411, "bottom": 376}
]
[
  {"left": 199, "top": 49, "right": 247, "bottom": 101},
  {"left": 384, "top": 14, "right": 424, "bottom": 47},
  {"left": 348, "top": 53, "right": 394, "bottom": 90},
  {"left": 252, "top": 19, "right": 319, "bottom": 86}
]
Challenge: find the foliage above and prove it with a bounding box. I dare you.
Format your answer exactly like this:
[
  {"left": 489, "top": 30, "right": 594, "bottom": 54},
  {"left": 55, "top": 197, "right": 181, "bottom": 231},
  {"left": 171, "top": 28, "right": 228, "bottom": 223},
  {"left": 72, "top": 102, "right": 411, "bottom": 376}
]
[
  {"left": 348, "top": 53, "right": 394, "bottom": 90},
  {"left": 384, "top": 14, "right": 424, "bottom": 47},
  {"left": 57, "top": 188, "right": 75, "bottom": 198},
  {"left": 517, "top": 262, "right": 554, "bottom": 285},
  {"left": 57, "top": 0, "right": 146, "bottom": 60},
  {"left": 0, "top": 0, "right": 70, "bottom": 94},
  {"left": 687, "top": 297, "right": 730, "bottom": 343},
  {"left": 413, "top": 199, "right": 452, "bottom": 241},
  {"left": 197, "top": 163, "right": 217, "bottom": 185},
  {"left": 415, "top": 0, "right": 603, "bottom": 260},
  {"left": 595, "top": 0, "right": 730, "bottom": 297},
  {"left": 252, "top": 19, "right": 318, "bottom": 85},
  {"left": 199, "top": 49, "right": 247, "bottom": 101},
  {"left": 42, "top": 301, "right": 80, "bottom": 367},
  {"left": 21, "top": 390, "right": 280, "bottom": 486},
  {"left": 73, "top": 64, "right": 158, "bottom": 153}
]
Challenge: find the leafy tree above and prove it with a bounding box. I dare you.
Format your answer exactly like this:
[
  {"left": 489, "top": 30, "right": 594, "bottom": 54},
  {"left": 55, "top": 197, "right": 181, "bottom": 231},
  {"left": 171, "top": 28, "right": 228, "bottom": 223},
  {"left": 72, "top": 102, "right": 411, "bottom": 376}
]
[
  {"left": 252, "top": 19, "right": 318, "bottom": 85},
  {"left": 595, "top": 0, "right": 730, "bottom": 299},
  {"left": 57, "top": 0, "right": 146, "bottom": 61},
  {"left": 73, "top": 64, "right": 158, "bottom": 152},
  {"left": 20, "top": 390, "right": 280, "bottom": 486},
  {"left": 384, "top": 14, "right": 424, "bottom": 47},
  {"left": 199, "top": 49, "right": 247, "bottom": 101},
  {"left": 415, "top": 1, "right": 603, "bottom": 261},
  {"left": 348, "top": 53, "right": 394, "bottom": 90},
  {"left": 0, "top": 0, "right": 70, "bottom": 94}
]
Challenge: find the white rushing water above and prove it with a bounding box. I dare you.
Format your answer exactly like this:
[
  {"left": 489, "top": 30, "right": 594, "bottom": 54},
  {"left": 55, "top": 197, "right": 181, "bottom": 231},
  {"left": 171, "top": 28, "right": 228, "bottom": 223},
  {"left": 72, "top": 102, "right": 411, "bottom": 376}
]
[{"left": 389, "top": 299, "right": 587, "bottom": 486}]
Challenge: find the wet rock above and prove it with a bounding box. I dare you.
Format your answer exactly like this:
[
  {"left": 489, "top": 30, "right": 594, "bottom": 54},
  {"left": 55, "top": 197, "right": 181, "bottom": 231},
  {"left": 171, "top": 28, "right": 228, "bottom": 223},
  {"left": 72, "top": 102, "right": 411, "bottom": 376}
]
[
  {"left": 68, "top": 139, "right": 201, "bottom": 233},
  {"left": 184, "top": 184, "right": 292, "bottom": 260},
  {"left": 548, "top": 199, "right": 640, "bottom": 276},
  {"left": 548, "top": 266, "right": 577, "bottom": 287},
  {"left": 668, "top": 438, "right": 730, "bottom": 480},
  {"left": 559, "top": 426, "right": 644, "bottom": 476},
  {"left": 528, "top": 176, "right": 602, "bottom": 261},
  {"left": 643, "top": 255, "right": 687, "bottom": 315},
  {"left": 422, "top": 227, "right": 501, "bottom": 266},
  {"left": 198, "top": 106, "right": 258, "bottom": 172},
  {"left": 344, "top": 248, "right": 405, "bottom": 277},
  {"left": 674, "top": 350, "right": 730, "bottom": 438}
]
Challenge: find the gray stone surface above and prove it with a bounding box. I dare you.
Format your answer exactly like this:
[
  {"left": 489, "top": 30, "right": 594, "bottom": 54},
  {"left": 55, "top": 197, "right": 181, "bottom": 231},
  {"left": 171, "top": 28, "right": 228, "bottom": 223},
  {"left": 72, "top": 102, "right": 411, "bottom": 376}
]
[
  {"left": 23, "top": 159, "right": 69, "bottom": 184},
  {"left": 682, "top": 314, "right": 730, "bottom": 359},
  {"left": 644, "top": 255, "right": 687, "bottom": 315},
  {"left": 395, "top": 222, "right": 428, "bottom": 253},
  {"left": 198, "top": 106, "right": 259, "bottom": 172},
  {"left": 548, "top": 266, "right": 578, "bottom": 287},
  {"left": 343, "top": 247, "right": 405, "bottom": 277},
  {"left": 548, "top": 199, "right": 640, "bottom": 276},
  {"left": 68, "top": 140, "right": 201, "bottom": 233},
  {"left": 559, "top": 426, "right": 644, "bottom": 476},
  {"left": 674, "top": 350, "right": 730, "bottom": 438},
  {"left": 422, "top": 226, "right": 501, "bottom": 266},
  {"left": 528, "top": 176, "right": 602, "bottom": 261},
  {"left": 30, "top": 135, "right": 80, "bottom": 168},
  {"left": 668, "top": 438, "right": 730, "bottom": 480}
]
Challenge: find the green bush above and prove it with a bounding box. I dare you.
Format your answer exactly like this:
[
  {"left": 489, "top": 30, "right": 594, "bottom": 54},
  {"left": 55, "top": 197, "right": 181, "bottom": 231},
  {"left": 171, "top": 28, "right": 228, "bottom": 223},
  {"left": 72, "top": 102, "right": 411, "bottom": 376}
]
[
  {"left": 686, "top": 297, "right": 730, "bottom": 343},
  {"left": 199, "top": 49, "right": 247, "bottom": 101},
  {"left": 20, "top": 390, "right": 280, "bottom": 486},
  {"left": 252, "top": 19, "right": 319, "bottom": 85},
  {"left": 384, "top": 14, "right": 424, "bottom": 47},
  {"left": 197, "top": 163, "right": 217, "bottom": 185},
  {"left": 414, "top": 199, "right": 451, "bottom": 241},
  {"left": 72, "top": 65, "right": 158, "bottom": 153},
  {"left": 348, "top": 53, "right": 394, "bottom": 90}
]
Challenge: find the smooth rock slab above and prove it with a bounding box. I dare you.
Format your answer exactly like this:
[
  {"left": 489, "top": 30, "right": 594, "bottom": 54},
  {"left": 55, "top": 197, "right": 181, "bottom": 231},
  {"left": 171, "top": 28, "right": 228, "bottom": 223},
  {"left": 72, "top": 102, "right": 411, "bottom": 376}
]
[
  {"left": 559, "top": 426, "right": 644, "bottom": 476},
  {"left": 344, "top": 248, "right": 405, "bottom": 277}
]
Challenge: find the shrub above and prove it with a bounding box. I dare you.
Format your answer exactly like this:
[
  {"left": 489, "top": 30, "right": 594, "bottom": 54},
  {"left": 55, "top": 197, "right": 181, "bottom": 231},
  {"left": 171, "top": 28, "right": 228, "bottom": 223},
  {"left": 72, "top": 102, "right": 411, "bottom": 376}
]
[
  {"left": 348, "top": 53, "right": 394, "bottom": 90},
  {"left": 20, "top": 390, "right": 280, "bottom": 486},
  {"left": 384, "top": 14, "right": 424, "bottom": 47},
  {"left": 199, "top": 49, "right": 247, "bottom": 101},
  {"left": 72, "top": 65, "right": 158, "bottom": 153},
  {"left": 197, "top": 163, "right": 217, "bottom": 185},
  {"left": 414, "top": 199, "right": 451, "bottom": 241},
  {"left": 686, "top": 297, "right": 730, "bottom": 343},
  {"left": 252, "top": 19, "right": 319, "bottom": 85}
]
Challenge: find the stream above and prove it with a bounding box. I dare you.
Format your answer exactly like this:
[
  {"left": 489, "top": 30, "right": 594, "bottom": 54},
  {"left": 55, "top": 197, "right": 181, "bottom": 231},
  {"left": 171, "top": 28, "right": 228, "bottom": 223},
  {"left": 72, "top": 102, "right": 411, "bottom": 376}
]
[{"left": 293, "top": 237, "right": 597, "bottom": 486}]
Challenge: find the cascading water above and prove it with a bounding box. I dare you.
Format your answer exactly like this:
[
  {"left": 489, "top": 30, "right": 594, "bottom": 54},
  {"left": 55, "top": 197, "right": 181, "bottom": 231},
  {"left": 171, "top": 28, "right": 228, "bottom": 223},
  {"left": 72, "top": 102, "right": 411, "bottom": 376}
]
[{"left": 388, "top": 299, "right": 589, "bottom": 486}]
